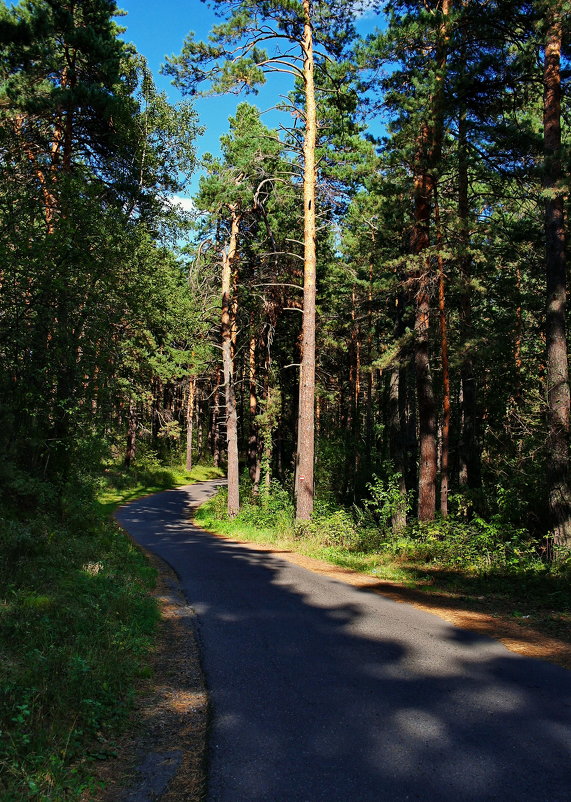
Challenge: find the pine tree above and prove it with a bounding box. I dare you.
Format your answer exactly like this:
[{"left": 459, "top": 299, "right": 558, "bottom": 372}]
[{"left": 166, "top": 0, "right": 362, "bottom": 518}]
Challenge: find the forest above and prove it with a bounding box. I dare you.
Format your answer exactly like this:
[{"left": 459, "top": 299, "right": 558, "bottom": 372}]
[{"left": 0, "top": 0, "right": 570, "bottom": 798}]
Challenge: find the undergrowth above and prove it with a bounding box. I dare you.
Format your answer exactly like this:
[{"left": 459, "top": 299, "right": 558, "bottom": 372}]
[{"left": 0, "top": 453, "right": 222, "bottom": 800}]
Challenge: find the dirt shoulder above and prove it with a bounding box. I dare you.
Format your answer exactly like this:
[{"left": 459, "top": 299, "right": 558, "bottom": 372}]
[{"left": 89, "top": 551, "right": 208, "bottom": 802}]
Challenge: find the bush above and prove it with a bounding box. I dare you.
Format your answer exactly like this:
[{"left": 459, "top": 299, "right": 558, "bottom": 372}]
[
  {"left": 377, "top": 515, "right": 541, "bottom": 573},
  {"left": 297, "top": 505, "right": 362, "bottom": 551},
  {"left": 237, "top": 481, "right": 295, "bottom": 533},
  {"left": 364, "top": 468, "right": 410, "bottom": 532}
]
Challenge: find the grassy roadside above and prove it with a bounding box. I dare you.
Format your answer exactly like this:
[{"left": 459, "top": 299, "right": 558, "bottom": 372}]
[
  {"left": 195, "top": 490, "right": 571, "bottom": 653},
  {"left": 0, "top": 463, "right": 222, "bottom": 801}
]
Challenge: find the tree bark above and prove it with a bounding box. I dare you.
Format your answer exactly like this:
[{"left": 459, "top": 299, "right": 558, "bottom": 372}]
[
  {"left": 410, "top": 0, "right": 450, "bottom": 521},
  {"left": 435, "top": 190, "right": 450, "bottom": 517},
  {"left": 248, "top": 326, "right": 262, "bottom": 492},
  {"left": 457, "top": 103, "right": 481, "bottom": 489},
  {"left": 543, "top": 3, "right": 571, "bottom": 548},
  {"left": 186, "top": 376, "right": 195, "bottom": 473},
  {"left": 222, "top": 207, "right": 241, "bottom": 517},
  {"left": 295, "top": 0, "right": 318, "bottom": 520},
  {"left": 212, "top": 368, "right": 222, "bottom": 469},
  {"left": 124, "top": 400, "right": 137, "bottom": 468},
  {"left": 412, "top": 124, "right": 437, "bottom": 522},
  {"left": 389, "top": 367, "right": 407, "bottom": 530},
  {"left": 414, "top": 268, "right": 437, "bottom": 521}
]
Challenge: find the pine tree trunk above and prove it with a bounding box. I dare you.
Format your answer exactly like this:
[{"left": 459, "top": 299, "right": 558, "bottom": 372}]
[
  {"left": 212, "top": 368, "right": 221, "bottom": 468},
  {"left": 414, "top": 275, "right": 437, "bottom": 521},
  {"left": 543, "top": 4, "right": 571, "bottom": 548},
  {"left": 295, "top": 0, "right": 318, "bottom": 520},
  {"left": 457, "top": 104, "right": 480, "bottom": 488},
  {"left": 186, "top": 377, "right": 195, "bottom": 473},
  {"left": 412, "top": 124, "right": 437, "bottom": 521},
  {"left": 248, "top": 327, "right": 261, "bottom": 493},
  {"left": 435, "top": 191, "right": 450, "bottom": 517},
  {"left": 197, "top": 396, "right": 204, "bottom": 463},
  {"left": 410, "top": 1, "right": 450, "bottom": 521},
  {"left": 389, "top": 367, "right": 407, "bottom": 530},
  {"left": 222, "top": 208, "right": 241, "bottom": 518},
  {"left": 365, "top": 260, "right": 374, "bottom": 460},
  {"left": 124, "top": 400, "right": 137, "bottom": 468}
]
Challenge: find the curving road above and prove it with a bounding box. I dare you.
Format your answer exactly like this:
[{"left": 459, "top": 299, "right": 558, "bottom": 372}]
[{"left": 116, "top": 480, "right": 571, "bottom": 802}]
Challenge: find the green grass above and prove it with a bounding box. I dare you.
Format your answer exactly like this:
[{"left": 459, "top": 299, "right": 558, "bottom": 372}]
[
  {"left": 0, "top": 461, "right": 223, "bottom": 801},
  {"left": 97, "top": 463, "right": 224, "bottom": 515}
]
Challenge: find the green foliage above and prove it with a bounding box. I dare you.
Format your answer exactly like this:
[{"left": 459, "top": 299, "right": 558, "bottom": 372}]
[
  {"left": 297, "top": 504, "right": 362, "bottom": 551},
  {"left": 380, "top": 516, "right": 542, "bottom": 574},
  {"left": 212, "top": 480, "right": 295, "bottom": 534},
  {"left": 200, "top": 481, "right": 567, "bottom": 580},
  {"left": 364, "top": 469, "right": 411, "bottom": 532},
  {"left": 0, "top": 438, "right": 222, "bottom": 800}
]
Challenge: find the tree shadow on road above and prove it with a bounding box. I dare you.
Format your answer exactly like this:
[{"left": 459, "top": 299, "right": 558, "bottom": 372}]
[{"left": 117, "top": 487, "right": 571, "bottom": 802}]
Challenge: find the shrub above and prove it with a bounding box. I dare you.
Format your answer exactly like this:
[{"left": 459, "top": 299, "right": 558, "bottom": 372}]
[
  {"left": 380, "top": 515, "right": 541, "bottom": 573},
  {"left": 297, "top": 506, "right": 361, "bottom": 550},
  {"left": 364, "top": 468, "right": 411, "bottom": 532}
]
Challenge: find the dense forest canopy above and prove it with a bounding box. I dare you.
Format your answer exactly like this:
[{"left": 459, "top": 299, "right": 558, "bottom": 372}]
[{"left": 1, "top": 0, "right": 570, "bottom": 552}]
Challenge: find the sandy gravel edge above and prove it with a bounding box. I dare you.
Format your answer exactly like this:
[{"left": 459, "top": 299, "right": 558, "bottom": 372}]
[{"left": 89, "top": 548, "right": 208, "bottom": 802}]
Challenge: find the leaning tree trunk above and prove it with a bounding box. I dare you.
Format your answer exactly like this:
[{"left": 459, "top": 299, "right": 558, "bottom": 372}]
[
  {"left": 543, "top": 3, "right": 571, "bottom": 548},
  {"left": 222, "top": 207, "right": 241, "bottom": 518},
  {"left": 295, "top": 0, "right": 318, "bottom": 521}
]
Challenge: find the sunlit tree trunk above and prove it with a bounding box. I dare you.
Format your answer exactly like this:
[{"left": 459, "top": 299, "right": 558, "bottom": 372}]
[
  {"left": 295, "top": 0, "right": 318, "bottom": 520},
  {"left": 186, "top": 376, "right": 195, "bottom": 472},
  {"left": 248, "top": 324, "right": 262, "bottom": 493},
  {"left": 212, "top": 368, "right": 222, "bottom": 468},
  {"left": 412, "top": 123, "right": 437, "bottom": 521},
  {"left": 222, "top": 207, "right": 241, "bottom": 517}
]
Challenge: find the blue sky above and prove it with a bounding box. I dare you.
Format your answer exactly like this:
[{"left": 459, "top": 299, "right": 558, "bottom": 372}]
[{"left": 117, "top": 0, "right": 383, "bottom": 200}]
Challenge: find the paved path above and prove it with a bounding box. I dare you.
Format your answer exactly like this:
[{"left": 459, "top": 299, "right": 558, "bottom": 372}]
[{"left": 116, "top": 481, "right": 571, "bottom": 802}]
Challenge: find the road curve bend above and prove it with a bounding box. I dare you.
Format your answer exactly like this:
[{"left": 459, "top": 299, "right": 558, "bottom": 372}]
[{"left": 116, "top": 480, "right": 571, "bottom": 802}]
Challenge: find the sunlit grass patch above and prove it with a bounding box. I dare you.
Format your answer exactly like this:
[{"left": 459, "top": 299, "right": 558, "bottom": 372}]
[{"left": 97, "top": 463, "right": 224, "bottom": 515}]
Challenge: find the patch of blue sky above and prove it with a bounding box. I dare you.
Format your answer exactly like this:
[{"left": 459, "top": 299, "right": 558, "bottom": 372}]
[{"left": 118, "top": 1, "right": 386, "bottom": 200}]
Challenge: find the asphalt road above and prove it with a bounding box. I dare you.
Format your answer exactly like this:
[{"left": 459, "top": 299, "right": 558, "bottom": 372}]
[{"left": 116, "top": 480, "right": 571, "bottom": 802}]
